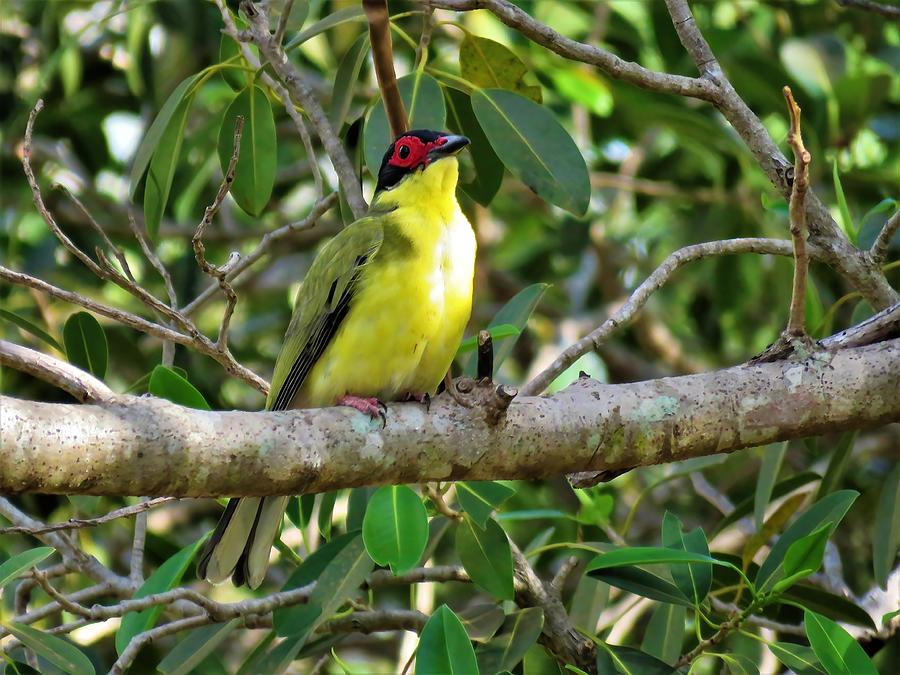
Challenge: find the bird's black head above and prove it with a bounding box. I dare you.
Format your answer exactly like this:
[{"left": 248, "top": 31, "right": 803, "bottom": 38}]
[{"left": 375, "top": 129, "right": 470, "bottom": 193}]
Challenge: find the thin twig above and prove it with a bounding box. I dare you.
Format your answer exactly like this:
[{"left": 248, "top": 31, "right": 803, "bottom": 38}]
[
  {"left": 0, "top": 497, "right": 178, "bottom": 535},
  {"left": 193, "top": 116, "right": 244, "bottom": 350},
  {"left": 273, "top": 0, "right": 296, "bottom": 46},
  {"left": 870, "top": 209, "right": 899, "bottom": 265},
  {"left": 364, "top": 0, "right": 408, "bottom": 137},
  {"left": 783, "top": 86, "right": 812, "bottom": 338},
  {"left": 836, "top": 0, "right": 900, "bottom": 18}
]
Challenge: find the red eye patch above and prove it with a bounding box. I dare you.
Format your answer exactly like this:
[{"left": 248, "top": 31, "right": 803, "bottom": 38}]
[{"left": 388, "top": 135, "right": 447, "bottom": 169}]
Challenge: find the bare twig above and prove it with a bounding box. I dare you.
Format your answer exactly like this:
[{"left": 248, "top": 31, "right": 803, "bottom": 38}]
[
  {"left": 783, "top": 86, "right": 812, "bottom": 338},
  {"left": 110, "top": 615, "right": 210, "bottom": 674},
  {"left": 193, "top": 116, "right": 244, "bottom": 350},
  {"left": 364, "top": 0, "right": 408, "bottom": 137},
  {"left": 424, "top": 484, "right": 462, "bottom": 521},
  {"left": 522, "top": 238, "right": 818, "bottom": 396},
  {"left": 273, "top": 0, "right": 296, "bottom": 45},
  {"left": 0, "top": 339, "right": 115, "bottom": 403},
  {"left": 870, "top": 209, "right": 899, "bottom": 265},
  {"left": 0, "top": 497, "right": 177, "bottom": 536},
  {"left": 415, "top": 5, "right": 436, "bottom": 68},
  {"left": 836, "top": 0, "right": 900, "bottom": 18},
  {"left": 181, "top": 192, "right": 337, "bottom": 316}
]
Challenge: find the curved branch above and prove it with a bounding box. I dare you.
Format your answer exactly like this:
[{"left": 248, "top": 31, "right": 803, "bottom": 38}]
[
  {"left": 0, "top": 340, "right": 115, "bottom": 403},
  {"left": 2, "top": 339, "right": 897, "bottom": 496}
]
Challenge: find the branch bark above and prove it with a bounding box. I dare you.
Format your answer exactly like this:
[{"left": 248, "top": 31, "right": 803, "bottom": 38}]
[
  {"left": 2, "top": 339, "right": 897, "bottom": 496},
  {"left": 364, "top": 0, "right": 408, "bottom": 138}
]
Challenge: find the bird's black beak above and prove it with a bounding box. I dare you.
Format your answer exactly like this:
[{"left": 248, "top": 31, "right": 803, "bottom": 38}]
[{"left": 429, "top": 134, "right": 470, "bottom": 160}]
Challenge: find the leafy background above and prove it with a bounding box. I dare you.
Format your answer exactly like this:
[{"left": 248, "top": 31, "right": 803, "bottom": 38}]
[{"left": 0, "top": 0, "right": 898, "bottom": 673}]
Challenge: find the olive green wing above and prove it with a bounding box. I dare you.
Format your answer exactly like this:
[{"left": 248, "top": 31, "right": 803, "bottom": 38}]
[{"left": 266, "top": 216, "right": 384, "bottom": 411}]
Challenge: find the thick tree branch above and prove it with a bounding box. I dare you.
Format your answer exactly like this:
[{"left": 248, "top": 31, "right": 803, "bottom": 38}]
[{"left": 2, "top": 339, "right": 897, "bottom": 496}]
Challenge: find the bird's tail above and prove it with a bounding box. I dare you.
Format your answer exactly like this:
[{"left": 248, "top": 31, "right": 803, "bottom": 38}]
[{"left": 198, "top": 496, "right": 290, "bottom": 589}]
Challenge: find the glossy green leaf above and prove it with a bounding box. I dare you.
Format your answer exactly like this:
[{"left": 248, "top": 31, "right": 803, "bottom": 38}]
[
  {"left": 219, "top": 85, "right": 277, "bottom": 216},
  {"left": 768, "top": 641, "right": 826, "bottom": 674},
  {"left": 460, "top": 34, "right": 541, "bottom": 102},
  {"left": 661, "top": 512, "right": 712, "bottom": 605},
  {"left": 587, "top": 547, "right": 726, "bottom": 572},
  {"left": 832, "top": 160, "right": 855, "bottom": 242},
  {"left": 129, "top": 75, "right": 200, "bottom": 201},
  {"left": 757, "top": 490, "right": 857, "bottom": 592},
  {"left": 363, "top": 485, "right": 428, "bottom": 574},
  {"left": 596, "top": 644, "right": 677, "bottom": 675},
  {"left": 778, "top": 583, "right": 876, "bottom": 629},
  {"left": 714, "top": 472, "right": 821, "bottom": 534},
  {"left": 458, "top": 603, "right": 505, "bottom": 642},
  {"left": 157, "top": 619, "right": 240, "bottom": 675},
  {"left": 416, "top": 605, "right": 479, "bottom": 675},
  {"left": 456, "top": 481, "right": 517, "bottom": 529},
  {"left": 143, "top": 80, "right": 197, "bottom": 236},
  {"left": 472, "top": 88, "right": 589, "bottom": 215},
  {"left": 148, "top": 365, "right": 211, "bottom": 410},
  {"left": 0, "top": 547, "right": 54, "bottom": 590},
  {"left": 63, "top": 311, "right": 108, "bottom": 379},
  {"left": 285, "top": 6, "right": 365, "bottom": 50},
  {"left": 587, "top": 565, "right": 691, "bottom": 607},
  {"left": 804, "top": 610, "right": 877, "bottom": 675},
  {"left": 219, "top": 34, "right": 246, "bottom": 91},
  {"left": 816, "top": 432, "right": 857, "bottom": 499},
  {"left": 286, "top": 494, "right": 316, "bottom": 530},
  {"left": 476, "top": 608, "right": 544, "bottom": 673},
  {"left": 873, "top": 463, "right": 900, "bottom": 588},
  {"left": 0, "top": 309, "right": 63, "bottom": 352},
  {"left": 116, "top": 539, "right": 204, "bottom": 654},
  {"left": 457, "top": 516, "right": 515, "bottom": 601},
  {"left": 754, "top": 443, "right": 787, "bottom": 530},
  {"left": 363, "top": 72, "right": 446, "bottom": 177},
  {"left": 461, "top": 283, "right": 548, "bottom": 377},
  {"left": 330, "top": 34, "right": 369, "bottom": 129},
  {"left": 719, "top": 653, "right": 759, "bottom": 675},
  {"left": 445, "top": 87, "right": 504, "bottom": 205},
  {"left": 641, "top": 603, "right": 685, "bottom": 665},
  {"left": 4, "top": 623, "right": 94, "bottom": 675},
  {"left": 773, "top": 523, "right": 832, "bottom": 593}
]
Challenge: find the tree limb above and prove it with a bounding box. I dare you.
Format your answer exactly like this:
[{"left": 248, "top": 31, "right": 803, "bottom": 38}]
[
  {"left": 364, "top": 0, "right": 408, "bottom": 137},
  {"left": 0, "top": 339, "right": 115, "bottom": 403},
  {"left": 836, "top": 0, "right": 900, "bottom": 18},
  {"left": 2, "top": 339, "right": 897, "bottom": 496}
]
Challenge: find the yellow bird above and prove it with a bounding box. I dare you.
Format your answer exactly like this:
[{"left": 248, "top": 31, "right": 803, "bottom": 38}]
[{"left": 198, "top": 130, "right": 475, "bottom": 588}]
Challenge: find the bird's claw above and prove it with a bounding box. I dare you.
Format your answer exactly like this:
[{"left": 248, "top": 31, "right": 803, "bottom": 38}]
[
  {"left": 401, "top": 392, "right": 431, "bottom": 411},
  {"left": 338, "top": 395, "right": 387, "bottom": 427}
]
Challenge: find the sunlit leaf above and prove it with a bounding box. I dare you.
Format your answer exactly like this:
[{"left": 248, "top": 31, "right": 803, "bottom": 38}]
[
  {"left": 714, "top": 472, "right": 820, "bottom": 535},
  {"left": 460, "top": 34, "right": 541, "bottom": 102},
  {"left": 148, "top": 365, "right": 211, "bottom": 410},
  {"left": 772, "top": 523, "right": 831, "bottom": 593},
  {"left": 456, "top": 481, "right": 516, "bottom": 528},
  {"left": 804, "top": 610, "right": 877, "bottom": 675},
  {"left": 416, "top": 605, "right": 479, "bottom": 675},
  {"left": 63, "top": 311, "right": 107, "bottom": 379},
  {"left": 473, "top": 88, "right": 590, "bottom": 215},
  {"left": 0, "top": 547, "right": 55, "bottom": 590},
  {"left": 767, "top": 642, "right": 825, "bottom": 674}
]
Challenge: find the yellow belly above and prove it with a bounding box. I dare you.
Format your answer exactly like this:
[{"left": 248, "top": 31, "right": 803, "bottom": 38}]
[{"left": 298, "top": 207, "right": 476, "bottom": 407}]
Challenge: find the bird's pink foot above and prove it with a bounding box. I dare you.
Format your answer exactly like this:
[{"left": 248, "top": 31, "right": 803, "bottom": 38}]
[
  {"left": 338, "top": 395, "right": 387, "bottom": 426},
  {"left": 401, "top": 392, "right": 431, "bottom": 411}
]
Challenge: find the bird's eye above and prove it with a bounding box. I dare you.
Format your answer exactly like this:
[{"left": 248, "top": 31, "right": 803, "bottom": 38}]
[{"left": 398, "top": 144, "right": 411, "bottom": 160}]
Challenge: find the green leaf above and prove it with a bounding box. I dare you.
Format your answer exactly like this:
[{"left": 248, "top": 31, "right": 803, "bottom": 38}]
[
  {"left": 116, "top": 539, "right": 204, "bottom": 654},
  {"left": 640, "top": 603, "right": 685, "bottom": 665},
  {"left": 347, "top": 486, "right": 375, "bottom": 532},
  {"left": 148, "top": 365, "right": 211, "bottom": 410},
  {"left": 219, "top": 85, "right": 277, "bottom": 216},
  {"left": 445, "top": 87, "right": 504, "bottom": 205},
  {"left": 587, "top": 547, "right": 726, "bottom": 572},
  {"left": 661, "top": 513, "right": 712, "bottom": 605},
  {"left": 416, "top": 605, "right": 479, "bottom": 675},
  {"left": 718, "top": 653, "right": 759, "bottom": 675},
  {"left": 768, "top": 642, "right": 826, "bottom": 674},
  {"left": 306, "top": 534, "right": 373, "bottom": 630},
  {"left": 772, "top": 524, "right": 832, "bottom": 593},
  {"left": 157, "top": 619, "right": 240, "bottom": 675},
  {"left": 804, "top": 609, "right": 877, "bottom": 675},
  {"left": 63, "top": 311, "right": 108, "bottom": 379},
  {"left": 472, "top": 88, "right": 590, "bottom": 215},
  {"left": 362, "top": 485, "right": 428, "bottom": 574},
  {"left": 0, "top": 309, "right": 63, "bottom": 352},
  {"left": 269, "top": 0, "right": 309, "bottom": 33},
  {"left": 363, "top": 72, "right": 446, "bottom": 177},
  {"left": 596, "top": 644, "right": 677, "bottom": 675},
  {"left": 142, "top": 79, "right": 198, "bottom": 236},
  {"left": 778, "top": 583, "right": 876, "bottom": 629},
  {"left": 476, "top": 608, "right": 544, "bottom": 673},
  {"left": 756, "top": 490, "right": 857, "bottom": 592},
  {"left": 568, "top": 574, "right": 609, "bottom": 632},
  {"left": 0, "top": 548, "right": 55, "bottom": 589},
  {"left": 857, "top": 198, "right": 898, "bottom": 250},
  {"left": 815, "top": 432, "right": 857, "bottom": 499},
  {"left": 754, "top": 443, "right": 787, "bottom": 530},
  {"left": 457, "top": 516, "right": 515, "bottom": 601},
  {"left": 219, "top": 34, "right": 246, "bottom": 91},
  {"left": 780, "top": 39, "right": 834, "bottom": 97},
  {"left": 286, "top": 494, "right": 316, "bottom": 530},
  {"left": 285, "top": 6, "right": 365, "bottom": 50},
  {"left": 460, "top": 34, "right": 541, "bottom": 102},
  {"left": 3, "top": 623, "right": 94, "bottom": 675},
  {"left": 461, "top": 283, "right": 548, "bottom": 377},
  {"left": 551, "top": 67, "right": 613, "bottom": 118},
  {"left": 456, "top": 325, "right": 521, "bottom": 356},
  {"left": 873, "top": 463, "right": 900, "bottom": 588},
  {"left": 330, "top": 34, "right": 369, "bottom": 129},
  {"left": 458, "top": 604, "right": 505, "bottom": 642},
  {"left": 587, "top": 565, "right": 691, "bottom": 607},
  {"left": 317, "top": 490, "right": 338, "bottom": 540},
  {"left": 456, "top": 481, "right": 516, "bottom": 529},
  {"left": 832, "top": 160, "right": 855, "bottom": 243},
  {"left": 714, "top": 472, "right": 820, "bottom": 534}
]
